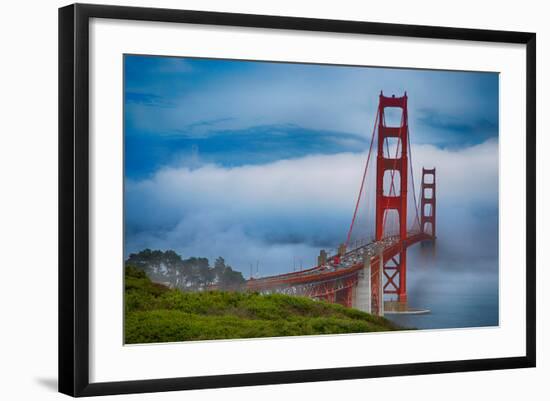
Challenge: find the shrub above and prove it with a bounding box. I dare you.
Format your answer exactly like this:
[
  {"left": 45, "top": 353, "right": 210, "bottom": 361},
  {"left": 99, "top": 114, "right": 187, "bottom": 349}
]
[{"left": 124, "top": 267, "right": 401, "bottom": 343}]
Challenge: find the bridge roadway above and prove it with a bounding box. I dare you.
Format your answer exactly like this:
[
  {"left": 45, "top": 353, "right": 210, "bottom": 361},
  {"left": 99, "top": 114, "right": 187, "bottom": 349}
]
[{"left": 246, "top": 231, "right": 433, "bottom": 292}]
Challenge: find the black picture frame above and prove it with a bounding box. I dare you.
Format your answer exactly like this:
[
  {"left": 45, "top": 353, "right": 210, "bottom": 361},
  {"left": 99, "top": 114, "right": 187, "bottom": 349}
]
[{"left": 59, "top": 3, "right": 536, "bottom": 397}]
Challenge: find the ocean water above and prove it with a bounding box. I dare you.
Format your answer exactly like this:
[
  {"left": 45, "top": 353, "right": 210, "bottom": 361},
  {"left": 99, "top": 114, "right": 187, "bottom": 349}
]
[{"left": 384, "top": 251, "right": 499, "bottom": 330}]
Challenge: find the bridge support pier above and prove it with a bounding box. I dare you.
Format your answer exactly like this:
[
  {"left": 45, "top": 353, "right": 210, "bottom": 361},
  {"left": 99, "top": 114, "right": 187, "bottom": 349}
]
[
  {"left": 372, "top": 250, "right": 385, "bottom": 316},
  {"left": 352, "top": 252, "right": 385, "bottom": 316},
  {"left": 352, "top": 257, "right": 372, "bottom": 314}
]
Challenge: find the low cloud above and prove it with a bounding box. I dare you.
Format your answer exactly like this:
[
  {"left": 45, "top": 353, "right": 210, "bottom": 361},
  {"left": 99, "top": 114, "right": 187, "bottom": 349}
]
[{"left": 125, "top": 140, "right": 498, "bottom": 276}]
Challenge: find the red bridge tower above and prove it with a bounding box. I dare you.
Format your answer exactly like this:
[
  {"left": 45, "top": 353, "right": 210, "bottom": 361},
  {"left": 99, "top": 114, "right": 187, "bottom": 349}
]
[
  {"left": 375, "top": 92, "right": 409, "bottom": 304},
  {"left": 421, "top": 168, "right": 436, "bottom": 238}
]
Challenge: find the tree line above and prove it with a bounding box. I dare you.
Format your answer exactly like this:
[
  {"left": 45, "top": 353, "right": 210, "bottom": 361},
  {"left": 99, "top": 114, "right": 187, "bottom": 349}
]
[{"left": 125, "top": 249, "right": 245, "bottom": 291}]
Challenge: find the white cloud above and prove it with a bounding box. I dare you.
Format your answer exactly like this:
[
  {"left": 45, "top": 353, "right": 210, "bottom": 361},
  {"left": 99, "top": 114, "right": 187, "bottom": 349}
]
[{"left": 126, "top": 140, "right": 498, "bottom": 275}]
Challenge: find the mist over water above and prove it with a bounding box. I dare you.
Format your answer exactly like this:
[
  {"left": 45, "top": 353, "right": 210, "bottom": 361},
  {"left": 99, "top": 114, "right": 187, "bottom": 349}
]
[{"left": 385, "top": 247, "right": 499, "bottom": 329}]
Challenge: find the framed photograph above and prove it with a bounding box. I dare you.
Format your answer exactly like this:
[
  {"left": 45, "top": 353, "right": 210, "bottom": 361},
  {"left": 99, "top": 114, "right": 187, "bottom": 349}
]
[{"left": 59, "top": 3, "right": 536, "bottom": 397}]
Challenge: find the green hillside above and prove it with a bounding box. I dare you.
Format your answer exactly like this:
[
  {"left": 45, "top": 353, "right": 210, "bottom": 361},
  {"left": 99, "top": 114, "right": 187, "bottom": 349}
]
[{"left": 125, "top": 266, "right": 401, "bottom": 344}]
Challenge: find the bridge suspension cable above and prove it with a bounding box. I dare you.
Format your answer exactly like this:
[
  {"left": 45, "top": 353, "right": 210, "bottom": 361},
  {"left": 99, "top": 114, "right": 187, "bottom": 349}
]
[
  {"left": 407, "top": 126, "right": 422, "bottom": 231},
  {"left": 345, "top": 106, "right": 379, "bottom": 247}
]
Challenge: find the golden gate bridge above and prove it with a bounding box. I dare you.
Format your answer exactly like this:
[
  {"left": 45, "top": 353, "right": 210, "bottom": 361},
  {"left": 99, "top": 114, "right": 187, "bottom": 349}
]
[{"left": 246, "top": 92, "right": 437, "bottom": 316}]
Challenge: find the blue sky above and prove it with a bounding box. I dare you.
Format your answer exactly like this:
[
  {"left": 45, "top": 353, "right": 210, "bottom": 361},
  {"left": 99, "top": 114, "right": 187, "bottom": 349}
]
[
  {"left": 124, "top": 55, "right": 498, "bottom": 180},
  {"left": 124, "top": 54, "right": 499, "bottom": 278}
]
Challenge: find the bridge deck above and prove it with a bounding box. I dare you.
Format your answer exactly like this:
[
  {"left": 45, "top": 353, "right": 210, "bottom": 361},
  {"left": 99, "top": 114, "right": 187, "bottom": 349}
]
[{"left": 247, "top": 231, "right": 433, "bottom": 291}]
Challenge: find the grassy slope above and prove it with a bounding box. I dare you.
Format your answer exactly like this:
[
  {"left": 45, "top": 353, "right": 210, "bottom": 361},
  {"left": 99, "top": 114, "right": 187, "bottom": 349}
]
[{"left": 125, "top": 267, "right": 400, "bottom": 344}]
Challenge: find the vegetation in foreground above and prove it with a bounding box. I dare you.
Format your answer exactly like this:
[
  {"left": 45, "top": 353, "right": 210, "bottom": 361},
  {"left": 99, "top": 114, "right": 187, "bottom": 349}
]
[{"left": 125, "top": 266, "right": 401, "bottom": 344}]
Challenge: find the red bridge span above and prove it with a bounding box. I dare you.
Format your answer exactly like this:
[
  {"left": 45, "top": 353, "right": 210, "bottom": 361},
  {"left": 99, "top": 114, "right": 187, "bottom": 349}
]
[{"left": 246, "top": 92, "right": 437, "bottom": 316}]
